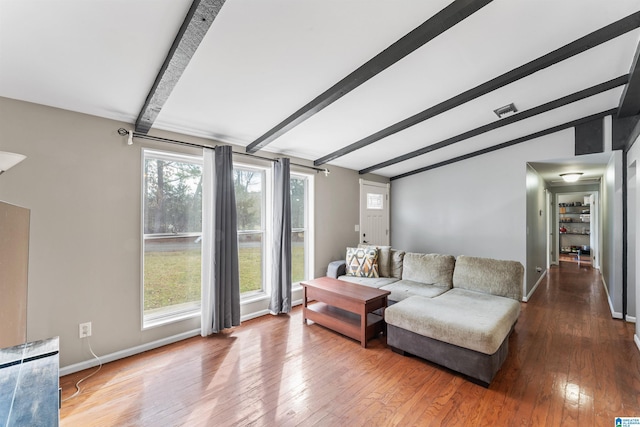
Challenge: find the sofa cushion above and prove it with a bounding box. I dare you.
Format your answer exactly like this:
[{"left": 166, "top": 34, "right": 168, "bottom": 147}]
[
  {"left": 380, "top": 279, "right": 449, "bottom": 302},
  {"left": 452, "top": 255, "right": 523, "bottom": 301},
  {"left": 401, "top": 253, "right": 455, "bottom": 288},
  {"left": 345, "top": 247, "right": 379, "bottom": 278},
  {"left": 390, "top": 249, "right": 405, "bottom": 279},
  {"left": 385, "top": 290, "right": 520, "bottom": 355},
  {"left": 337, "top": 275, "right": 399, "bottom": 288},
  {"left": 359, "top": 244, "right": 392, "bottom": 277}
]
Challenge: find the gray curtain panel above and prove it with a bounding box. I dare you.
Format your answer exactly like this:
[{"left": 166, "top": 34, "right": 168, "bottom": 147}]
[
  {"left": 212, "top": 145, "right": 241, "bottom": 333},
  {"left": 269, "top": 158, "right": 292, "bottom": 314}
]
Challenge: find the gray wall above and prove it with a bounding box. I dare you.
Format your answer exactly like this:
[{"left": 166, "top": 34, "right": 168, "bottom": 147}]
[
  {"left": 628, "top": 134, "right": 640, "bottom": 343},
  {"left": 601, "top": 151, "right": 624, "bottom": 317},
  {"left": 391, "top": 129, "right": 575, "bottom": 298},
  {"left": 628, "top": 160, "right": 636, "bottom": 321},
  {"left": 525, "top": 165, "right": 547, "bottom": 298},
  {"left": 0, "top": 96, "right": 382, "bottom": 367}
]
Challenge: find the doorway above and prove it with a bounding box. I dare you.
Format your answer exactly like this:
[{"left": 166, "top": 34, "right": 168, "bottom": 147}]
[
  {"left": 555, "top": 191, "right": 599, "bottom": 268},
  {"left": 359, "top": 179, "right": 390, "bottom": 246}
]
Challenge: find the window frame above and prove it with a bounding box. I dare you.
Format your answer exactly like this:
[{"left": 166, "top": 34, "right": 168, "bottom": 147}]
[
  {"left": 291, "top": 171, "right": 315, "bottom": 287},
  {"left": 141, "top": 149, "right": 204, "bottom": 330},
  {"left": 234, "top": 162, "right": 270, "bottom": 300}
]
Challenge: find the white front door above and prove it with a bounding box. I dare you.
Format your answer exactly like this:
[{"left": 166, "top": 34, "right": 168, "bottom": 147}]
[{"left": 359, "top": 180, "right": 390, "bottom": 246}]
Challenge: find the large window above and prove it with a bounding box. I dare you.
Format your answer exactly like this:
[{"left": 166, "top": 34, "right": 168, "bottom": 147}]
[
  {"left": 234, "top": 165, "right": 266, "bottom": 296},
  {"left": 142, "top": 150, "right": 202, "bottom": 327},
  {"left": 141, "top": 151, "right": 314, "bottom": 323},
  {"left": 291, "top": 173, "right": 313, "bottom": 284}
]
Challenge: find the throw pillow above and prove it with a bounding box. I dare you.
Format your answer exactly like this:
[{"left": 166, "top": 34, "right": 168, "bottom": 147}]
[
  {"left": 358, "top": 244, "right": 391, "bottom": 278},
  {"left": 390, "top": 249, "right": 406, "bottom": 279},
  {"left": 346, "top": 247, "right": 379, "bottom": 278}
]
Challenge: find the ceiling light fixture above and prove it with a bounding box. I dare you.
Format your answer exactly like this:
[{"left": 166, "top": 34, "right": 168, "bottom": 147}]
[
  {"left": 0, "top": 151, "right": 26, "bottom": 175},
  {"left": 493, "top": 103, "right": 518, "bottom": 119},
  {"left": 560, "top": 172, "right": 583, "bottom": 183}
]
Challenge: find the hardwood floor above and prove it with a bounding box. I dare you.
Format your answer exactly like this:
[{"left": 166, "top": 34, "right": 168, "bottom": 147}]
[{"left": 60, "top": 262, "right": 640, "bottom": 426}]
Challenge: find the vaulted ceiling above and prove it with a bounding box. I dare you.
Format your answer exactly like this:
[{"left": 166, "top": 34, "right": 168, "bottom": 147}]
[{"left": 1, "top": 0, "right": 640, "bottom": 180}]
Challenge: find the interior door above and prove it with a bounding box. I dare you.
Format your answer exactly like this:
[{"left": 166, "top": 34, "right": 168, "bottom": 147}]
[{"left": 359, "top": 180, "right": 390, "bottom": 246}]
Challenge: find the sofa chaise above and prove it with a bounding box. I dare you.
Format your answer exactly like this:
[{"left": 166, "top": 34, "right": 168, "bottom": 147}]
[{"left": 327, "top": 247, "right": 524, "bottom": 385}]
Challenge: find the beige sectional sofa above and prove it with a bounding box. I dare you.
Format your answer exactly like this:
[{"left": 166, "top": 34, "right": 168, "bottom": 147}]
[{"left": 327, "top": 249, "right": 524, "bottom": 386}]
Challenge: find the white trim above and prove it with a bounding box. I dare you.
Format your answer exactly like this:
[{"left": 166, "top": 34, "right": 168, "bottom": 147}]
[
  {"left": 625, "top": 315, "right": 636, "bottom": 323},
  {"left": 59, "top": 329, "right": 201, "bottom": 376},
  {"left": 601, "top": 275, "right": 624, "bottom": 319},
  {"left": 142, "top": 149, "right": 204, "bottom": 330},
  {"left": 523, "top": 269, "right": 546, "bottom": 302},
  {"left": 635, "top": 334, "right": 640, "bottom": 353},
  {"left": 241, "top": 309, "right": 270, "bottom": 322},
  {"left": 61, "top": 300, "right": 306, "bottom": 376}
]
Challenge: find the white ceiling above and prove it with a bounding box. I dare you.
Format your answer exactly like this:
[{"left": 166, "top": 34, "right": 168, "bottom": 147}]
[{"left": 1, "top": 0, "right": 639, "bottom": 180}]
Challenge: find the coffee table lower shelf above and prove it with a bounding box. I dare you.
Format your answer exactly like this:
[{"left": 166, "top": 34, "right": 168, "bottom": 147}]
[{"left": 304, "top": 302, "right": 384, "bottom": 345}]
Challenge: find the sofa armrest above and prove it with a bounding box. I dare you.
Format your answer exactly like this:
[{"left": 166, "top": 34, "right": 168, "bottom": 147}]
[{"left": 326, "top": 260, "right": 346, "bottom": 279}]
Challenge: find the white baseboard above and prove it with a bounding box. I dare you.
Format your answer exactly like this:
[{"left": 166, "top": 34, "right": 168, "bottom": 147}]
[
  {"left": 626, "top": 315, "right": 637, "bottom": 323},
  {"left": 635, "top": 334, "right": 640, "bottom": 353},
  {"left": 600, "top": 274, "right": 624, "bottom": 319},
  {"left": 61, "top": 300, "right": 306, "bottom": 376},
  {"left": 523, "top": 269, "right": 546, "bottom": 302},
  {"left": 60, "top": 328, "right": 201, "bottom": 376}
]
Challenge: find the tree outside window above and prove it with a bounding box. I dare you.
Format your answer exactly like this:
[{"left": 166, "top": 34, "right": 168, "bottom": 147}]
[
  {"left": 234, "top": 166, "right": 265, "bottom": 294},
  {"left": 142, "top": 151, "right": 203, "bottom": 326}
]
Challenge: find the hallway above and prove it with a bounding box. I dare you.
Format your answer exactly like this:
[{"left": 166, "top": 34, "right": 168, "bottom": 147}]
[{"left": 512, "top": 261, "right": 640, "bottom": 423}]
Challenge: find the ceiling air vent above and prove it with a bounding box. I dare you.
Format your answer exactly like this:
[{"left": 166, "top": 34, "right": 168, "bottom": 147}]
[{"left": 493, "top": 103, "right": 518, "bottom": 119}]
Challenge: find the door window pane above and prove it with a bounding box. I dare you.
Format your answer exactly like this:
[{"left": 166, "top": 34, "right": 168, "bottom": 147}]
[{"left": 367, "top": 193, "right": 384, "bottom": 210}]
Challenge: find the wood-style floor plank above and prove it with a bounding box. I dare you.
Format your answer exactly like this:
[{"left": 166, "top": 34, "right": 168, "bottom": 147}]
[{"left": 60, "top": 262, "right": 640, "bottom": 426}]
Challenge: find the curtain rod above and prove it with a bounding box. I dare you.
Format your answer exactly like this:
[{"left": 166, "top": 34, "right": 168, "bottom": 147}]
[{"left": 117, "top": 128, "right": 330, "bottom": 175}]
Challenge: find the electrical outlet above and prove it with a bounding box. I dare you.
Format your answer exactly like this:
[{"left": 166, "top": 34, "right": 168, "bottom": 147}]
[{"left": 79, "top": 322, "right": 92, "bottom": 339}]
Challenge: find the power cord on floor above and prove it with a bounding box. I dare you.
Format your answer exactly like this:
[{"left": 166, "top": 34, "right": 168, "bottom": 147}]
[{"left": 62, "top": 338, "right": 102, "bottom": 402}]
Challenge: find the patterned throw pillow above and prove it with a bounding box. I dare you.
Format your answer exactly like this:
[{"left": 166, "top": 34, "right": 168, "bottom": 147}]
[
  {"left": 345, "top": 247, "right": 379, "bottom": 278},
  {"left": 358, "top": 244, "right": 391, "bottom": 277}
]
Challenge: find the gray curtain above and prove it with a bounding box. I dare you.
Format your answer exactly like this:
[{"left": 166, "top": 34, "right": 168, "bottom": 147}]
[
  {"left": 269, "top": 158, "right": 292, "bottom": 314},
  {"left": 211, "top": 145, "right": 241, "bottom": 333}
]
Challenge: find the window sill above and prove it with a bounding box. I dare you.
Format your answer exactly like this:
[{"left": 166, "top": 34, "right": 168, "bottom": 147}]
[
  {"left": 241, "top": 292, "right": 269, "bottom": 305},
  {"left": 143, "top": 306, "right": 200, "bottom": 330}
]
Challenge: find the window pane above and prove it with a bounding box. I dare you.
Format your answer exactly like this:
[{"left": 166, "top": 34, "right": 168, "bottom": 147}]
[
  {"left": 292, "top": 231, "right": 305, "bottom": 283},
  {"left": 291, "top": 177, "right": 306, "bottom": 229},
  {"left": 235, "top": 166, "right": 265, "bottom": 294},
  {"left": 291, "top": 174, "right": 308, "bottom": 284},
  {"left": 143, "top": 154, "right": 202, "bottom": 322},
  {"left": 238, "top": 232, "right": 263, "bottom": 293},
  {"left": 144, "top": 235, "right": 201, "bottom": 311},
  {"left": 234, "top": 169, "right": 263, "bottom": 231},
  {"left": 367, "top": 193, "right": 384, "bottom": 210}
]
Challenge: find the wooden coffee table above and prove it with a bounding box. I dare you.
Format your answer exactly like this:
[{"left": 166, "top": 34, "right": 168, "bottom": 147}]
[{"left": 301, "top": 277, "right": 390, "bottom": 348}]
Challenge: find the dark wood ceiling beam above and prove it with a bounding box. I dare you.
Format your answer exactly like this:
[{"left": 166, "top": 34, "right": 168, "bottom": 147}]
[
  {"left": 390, "top": 109, "right": 617, "bottom": 181},
  {"left": 316, "top": 11, "right": 640, "bottom": 166},
  {"left": 612, "top": 115, "right": 640, "bottom": 150},
  {"left": 359, "top": 75, "right": 628, "bottom": 174},
  {"left": 245, "top": 0, "right": 493, "bottom": 154},
  {"left": 617, "top": 40, "right": 640, "bottom": 117},
  {"left": 135, "top": 0, "right": 226, "bottom": 134}
]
